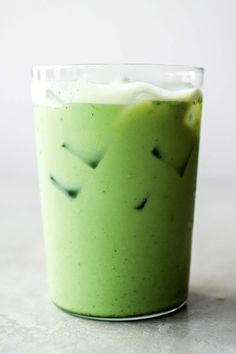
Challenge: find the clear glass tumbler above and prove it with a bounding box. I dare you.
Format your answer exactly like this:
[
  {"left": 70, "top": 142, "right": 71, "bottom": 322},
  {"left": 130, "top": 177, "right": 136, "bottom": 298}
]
[{"left": 32, "top": 64, "right": 204, "bottom": 320}]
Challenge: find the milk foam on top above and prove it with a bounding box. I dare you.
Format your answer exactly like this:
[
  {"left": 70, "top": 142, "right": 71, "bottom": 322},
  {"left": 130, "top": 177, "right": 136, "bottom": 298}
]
[{"left": 32, "top": 76, "right": 202, "bottom": 107}]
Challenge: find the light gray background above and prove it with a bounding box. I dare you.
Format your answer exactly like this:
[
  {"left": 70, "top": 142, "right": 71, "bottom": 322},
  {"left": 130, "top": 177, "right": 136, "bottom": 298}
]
[{"left": 0, "top": 0, "right": 236, "bottom": 185}]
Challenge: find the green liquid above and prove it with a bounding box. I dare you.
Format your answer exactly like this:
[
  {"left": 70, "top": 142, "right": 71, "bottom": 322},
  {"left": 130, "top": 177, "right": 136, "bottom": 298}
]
[{"left": 35, "top": 98, "right": 202, "bottom": 318}]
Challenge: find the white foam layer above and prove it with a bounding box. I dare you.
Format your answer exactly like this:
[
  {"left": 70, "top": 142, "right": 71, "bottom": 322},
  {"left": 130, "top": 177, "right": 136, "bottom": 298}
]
[{"left": 32, "top": 78, "right": 202, "bottom": 107}]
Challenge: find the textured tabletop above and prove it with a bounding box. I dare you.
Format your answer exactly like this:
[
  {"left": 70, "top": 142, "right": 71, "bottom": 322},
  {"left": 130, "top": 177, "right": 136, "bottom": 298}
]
[{"left": 0, "top": 180, "right": 236, "bottom": 354}]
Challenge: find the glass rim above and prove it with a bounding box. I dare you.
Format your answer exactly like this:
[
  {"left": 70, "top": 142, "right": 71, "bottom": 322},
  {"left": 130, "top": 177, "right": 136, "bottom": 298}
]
[{"left": 32, "top": 63, "right": 204, "bottom": 73}]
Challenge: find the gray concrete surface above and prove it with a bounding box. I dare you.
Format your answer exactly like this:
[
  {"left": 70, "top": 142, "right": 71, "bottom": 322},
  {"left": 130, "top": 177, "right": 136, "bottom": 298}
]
[{"left": 0, "top": 180, "right": 236, "bottom": 354}]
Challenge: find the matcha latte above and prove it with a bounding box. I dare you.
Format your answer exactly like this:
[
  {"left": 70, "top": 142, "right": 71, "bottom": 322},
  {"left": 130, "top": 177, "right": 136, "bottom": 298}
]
[{"left": 32, "top": 65, "right": 203, "bottom": 320}]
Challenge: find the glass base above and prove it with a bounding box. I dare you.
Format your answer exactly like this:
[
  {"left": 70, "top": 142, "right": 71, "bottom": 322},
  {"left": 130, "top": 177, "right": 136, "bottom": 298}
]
[{"left": 54, "top": 300, "right": 186, "bottom": 322}]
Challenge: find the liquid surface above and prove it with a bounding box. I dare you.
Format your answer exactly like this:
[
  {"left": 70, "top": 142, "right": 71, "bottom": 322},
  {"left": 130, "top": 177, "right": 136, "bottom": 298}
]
[
  {"left": 35, "top": 97, "right": 202, "bottom": 317},
  {"left": 32, "top": 78, "right": 201, "bottom": 106}
]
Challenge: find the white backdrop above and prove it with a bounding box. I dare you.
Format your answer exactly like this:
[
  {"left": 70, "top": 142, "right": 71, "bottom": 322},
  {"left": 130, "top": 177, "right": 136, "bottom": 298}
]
[{"left": 0, "top": 0, "right": 235, "bottom": 184}]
